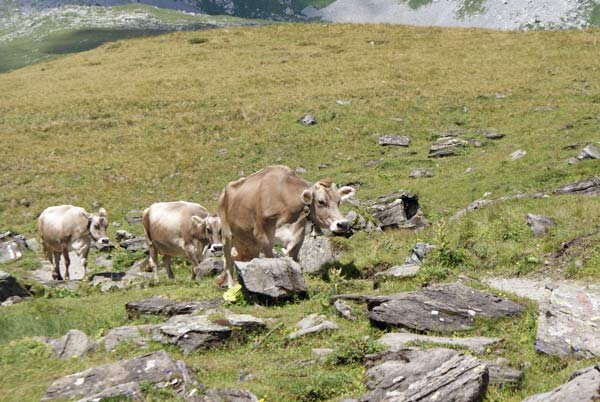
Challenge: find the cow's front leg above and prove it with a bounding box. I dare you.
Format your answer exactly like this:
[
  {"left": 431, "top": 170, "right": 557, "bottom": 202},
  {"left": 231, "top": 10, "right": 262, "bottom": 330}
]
[
  {"left": 163, "top": 255, "right": 174, "bottom": 279},
  {"left": 217, "top": 237, "right": 234, "bottom": 288},
  {"left": 52, "top": 251, "right": 63, "bottom": 280},
  {"left": 79, "top": 243, "right": 91, "bottom": 281},
  {"left": 186, "top": 244, "right": 201, "bottom": 281},
  {"left": 62, "top": 247, "right": 71, "bottom": 280},
  {"left": 148, "top": 243, "right": 160, "bottom": 280}
]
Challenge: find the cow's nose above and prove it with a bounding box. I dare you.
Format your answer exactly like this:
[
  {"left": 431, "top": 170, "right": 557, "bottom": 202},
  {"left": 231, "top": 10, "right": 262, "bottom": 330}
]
[
  {"left": 331, "top": 220, "right": 350, "bottom": 233},
  {"left": 100, "top": 238, "right": 110, "bottom": 244},
  {"left": 211, "top": 243, "right": 223, "bottom": 252}
]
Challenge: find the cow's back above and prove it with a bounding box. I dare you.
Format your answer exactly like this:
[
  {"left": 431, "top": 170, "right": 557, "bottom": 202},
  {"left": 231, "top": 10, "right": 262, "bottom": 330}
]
[
  {"left": 39, "top": 205, "right": 87, "bottom": 250},
  {"left": 143, "top": 201, "right": 208, "bottom": 253}
]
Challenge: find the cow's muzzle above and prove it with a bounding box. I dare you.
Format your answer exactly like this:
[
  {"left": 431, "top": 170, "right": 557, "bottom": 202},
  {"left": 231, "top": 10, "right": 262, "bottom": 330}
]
[
  {"left": 330, "top": 220, "right": 350, "bottom": 234},
  {"left": 210, "top": 243, "right": 223, "bottom": 253},
  {"left": 99, "top": 237, "right": 110, "bottom": 245}
]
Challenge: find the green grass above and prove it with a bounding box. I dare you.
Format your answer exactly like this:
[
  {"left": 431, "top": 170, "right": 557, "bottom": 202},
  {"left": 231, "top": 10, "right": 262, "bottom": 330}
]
[{"left": 0, "top": 23, "right": 600, "bottom": 401}]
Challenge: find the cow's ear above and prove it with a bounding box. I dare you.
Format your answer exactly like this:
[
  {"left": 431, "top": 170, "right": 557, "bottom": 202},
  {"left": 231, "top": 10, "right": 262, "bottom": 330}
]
[
  {"left": 301, "top": 189, "right": 313, "bottom": 205},
  {"left": 98, "top": 208, "right": 107, "bottom": 218},
  {"left": 338, "top": 186, "right": 356, "bottom": 202},
  {"left": 191, "top": 215, "right": 206, "bottom": 230}
]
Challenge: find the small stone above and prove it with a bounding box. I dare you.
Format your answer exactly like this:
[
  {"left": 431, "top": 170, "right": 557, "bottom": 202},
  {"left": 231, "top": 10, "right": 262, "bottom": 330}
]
[
  {"left": 26, "top": 238, "right": 40, "bottom": 252},
  {"left": 465, "top": 167, "right": 474, "bottom": 173},
  {"left": 115, "top": 230, "right": 134, "bottom": 242},
  {"left": 288, "top": 314, "right": 338, "bottom": 339},
  {"left": 378, "top": 135, "right": 410, "bottom": 147},
  {"left": 525, "top": 213, "right": 555, "bottom": 237},
  {"left": 481, "top": 130, "right": 505, "bottom": 140},
  {"left": 19, "top": 199, "right": 31, "bottom": 207},
  {"left": 495, "top": 93, "right": 507, "bottom": 99},
  {"left": 510, "top": 150, "right": 526, "bottom": 160},
  {"left": 125, "top": 210, "right": 144, "bottom": 225},
  {"left": 334, "top": 299, "right": 356, "bottom": 321},
  {"left": 299, "top": 113, "right": 317, "bottom": 126},
  {"left": 312, "top": 348, "right": 334, "bottom": 358},
  {"left": 295, "top": 167, "right": 306, "bottom": 174},
  {"left": 336, "top": 100, "right": 351, "bottom": 106},
  {"left": 409, "top": 168, "right": 434, "bottom": 179},
  {"left": 577, "top": 144, "right": 600, "bottom": 160}
]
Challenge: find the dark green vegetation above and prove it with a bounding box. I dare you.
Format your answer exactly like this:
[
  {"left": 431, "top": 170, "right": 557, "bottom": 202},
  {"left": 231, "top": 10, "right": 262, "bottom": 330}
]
[{"left": 1, "top": 24, "right": 600, "bottom": 401}]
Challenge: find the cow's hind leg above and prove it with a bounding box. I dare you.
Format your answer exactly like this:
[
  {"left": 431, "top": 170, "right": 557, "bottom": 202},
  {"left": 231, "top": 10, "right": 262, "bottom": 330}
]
[
  {"left": 148, "top": 243, "right": 160, "bottom": 280},
  {"left": 62, "top": 247, "right": 71, "bottom": 280},
  {"left": 163, "top": 255, "right": 174, "bottom": 279},
  {"left": 52, "top": 251, "right": 63, "bottom": 281},
  {"left": 186, "top": 245, "right": 201, "bottom": 281}
]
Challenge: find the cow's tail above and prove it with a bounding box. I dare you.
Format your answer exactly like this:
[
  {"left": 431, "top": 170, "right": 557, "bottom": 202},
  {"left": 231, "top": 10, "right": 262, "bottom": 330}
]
[
  {"left": 142, "top": 208, "right": 152, "bottom": 245},
  {"left": 218, "top": 188, "right": 232, "bottom": 240}
]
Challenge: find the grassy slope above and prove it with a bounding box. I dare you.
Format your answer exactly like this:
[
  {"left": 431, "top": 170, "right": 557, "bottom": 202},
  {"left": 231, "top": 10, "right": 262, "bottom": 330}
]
[{"left": 0, "top": 24, "right": 600, "bottom": 401}]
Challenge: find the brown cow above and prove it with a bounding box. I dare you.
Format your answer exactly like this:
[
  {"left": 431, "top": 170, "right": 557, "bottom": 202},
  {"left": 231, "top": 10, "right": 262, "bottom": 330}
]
[
  {"left": 38, "top": 205, "right": 109, "bottom": 280},
  {"left": 218, "top": 165, "right": 356, "bottom": 287},
  {"left": 142, "top": 201, "right": 223, "bottom": 280}
]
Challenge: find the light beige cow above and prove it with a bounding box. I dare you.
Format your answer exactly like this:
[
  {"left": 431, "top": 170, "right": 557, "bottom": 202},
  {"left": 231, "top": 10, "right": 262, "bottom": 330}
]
[
  {"left": 142, "top": 201, "right": 223, "bottom": 280},
  {"left": 38, "top": 205, "right": 109, "bottom": 281},
  {"left": 218, "top": 165, "right": 355, "bottom": 288}
]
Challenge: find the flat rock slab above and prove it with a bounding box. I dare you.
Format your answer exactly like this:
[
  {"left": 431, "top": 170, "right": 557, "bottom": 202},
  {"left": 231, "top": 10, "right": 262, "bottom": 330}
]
[
  {"left": 0, "top": 234, "right": 26, "bottom": 263},
  {"left": 577, "top": 144, "right": 600, "bottom": 160},
  {"left": 523, "top": 364, "right": 600, "bottom": 402},
  {"left": 375, "top": 264, "right": 420, "bottom": 279},
  {"left": 0, "top": 269, "right": 29, "bottom": 302},
  {"left": 119, "top": 236, "right": 147, "bottom": 251},
  {"left": 197, "top": 257, "right": 224, "bottom": 277},
  {"left": 553, "top": 176, "right": 600, "bottom": 196},
  {"left": 487, "top": 278, "right": 600, "bottom": 358},
  {"left": 126, "top": 296, "right": 222, "bottom": 318},
  {"left": 297, "top": 234, "right": 335, "bottom": 274},
  {"left": 367, "top": 283, "right": 524, "bottom": 332},
  {"left": 378, "top": 135, "right": 410, "bottom": 147},
  {"left": 361, "top": 348, "right": 488, "bottom": 402},
  {"left": 42, "top": 350, "right": 194, "bottom": 401},
  {"left": 46, "top": 329, "right": 95, "bottom": 359},
  {"left": 288, "top": 314, "right": 338, "bottom": 339},
  {"left": 408, "top": 168, "right": 433, "bottom": 178},
  {"left": 153, "top": 315, "right": 232, "bottom": 354},
  {"left": 334, "top": 299, "right": 357, "bottom": 321},
  {"left": 104, "top": 324, "right": 159, "bottom": 352},
  {"left": 378, "top": 332, "right": 502, "bottom": 354},
  {"left": 483, "top": 360, "right": 523, "bottom": 388},
  {"left": 428, "top": 137, "right": 468, "bottom": 158},
  {"left": 235, "top": 257, "right": 308, "bottom": 303},
  {"left": 77, "top": 382, "right": 143, "bottom": 402}
]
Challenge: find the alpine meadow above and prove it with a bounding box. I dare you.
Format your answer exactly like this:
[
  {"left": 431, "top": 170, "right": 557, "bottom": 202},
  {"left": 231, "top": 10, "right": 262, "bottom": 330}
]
[{"left": 1, "top": 22, "right": 600, "bottom": 402}]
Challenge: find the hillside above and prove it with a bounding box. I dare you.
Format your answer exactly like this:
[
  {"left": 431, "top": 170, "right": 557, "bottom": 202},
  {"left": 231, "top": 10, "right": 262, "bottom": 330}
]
[{"left": 0, "top": 24, "right": 600, "bottom": 401}]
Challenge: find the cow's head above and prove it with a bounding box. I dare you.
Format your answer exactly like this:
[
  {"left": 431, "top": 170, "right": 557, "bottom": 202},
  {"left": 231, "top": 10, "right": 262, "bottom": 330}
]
[
  {"left": 88, "top": 208, "right": 109, "bottom": 245},
  {"left": 301, "top": 180, "right": 356, "bottom": 234},
  {"left": 191, "top": 215, "right": 224, "bottom": 253}
]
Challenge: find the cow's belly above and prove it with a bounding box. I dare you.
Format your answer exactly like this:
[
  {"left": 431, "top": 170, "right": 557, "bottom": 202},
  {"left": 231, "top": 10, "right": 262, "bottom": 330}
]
[{"left": 152, "top": 239, "right": 188, "bottom": 257}]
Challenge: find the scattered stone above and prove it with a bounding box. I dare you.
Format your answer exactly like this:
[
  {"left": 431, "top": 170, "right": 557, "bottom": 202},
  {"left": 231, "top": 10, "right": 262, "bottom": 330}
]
[
  {"left": 317, "top": 163, "right": 328, "bottom": 169},
  {"left": 125, "top": 296, "right": 222, "bottom": 318},
  {"left": 297, "top": 233, "right": 335, "bottom": 274},
  {"left": 199, "top": 388, "right": 259, "bottom": 402},
  {"left": 531, "top": 105, "right": 556, "bottom": 111},
  {"left": 408, "top": 168, "right": 433, "bottom": 178},
  {"left": 44, "top": 329, "right": 94, "bottom": 359},
  {"left": 484, "top": 360, "right": 523, "bottom": 388},
  {"left": 42, "top": 350, "right": 195, "bottom": 401},
  {"left": 495, "top": 93, "right": 507, "bottom": 99},
  {"left": 364, "top": 159, "right": 378, "bottom": 167},
  {"left": 295, "top": 166, "right": 306, "bottom": 174},
  {"left": 378, "top": 135, "right": 410, "bottom": 147},
  {"left": 219, "top": 312, "right": 266, "bottom": 331},
  {"left": 299, "top": 113, "right": 317, "bottom": 126},
  {"left": 378, "top": 332, "right": 502, "bottom": 354},
  {"left": 235, "top": 258, "right": 308, "bottom": 303},
  {"left": 525, "top": 213, "right": 555, "bottom": 236},
  {"left": 197, "top": 257, "right": 224, "bottom": 277},
  {"left": 104, "top": 324, "right": 158, "bottom": 352},
  {"left": 0, "top": 270, "right": 29, "bottom": 302},
  {"left": 576, "top": 144, "right": 600, "bottom": 160},
  {"left": 451, "top": 193, "right": 533, "bottom": 221},
  {"left": 367, "top": 192, "right": 429, "bottom": 231},
  {"left": 125, "top": 209, "right": 144, "bottom": 225},
  {"left": 510, "top": 149, "right": 527, "bottom": 160},
  {"left": 367, "top": 283, "right": 524, "bottom": 332},
  {"left": 336, "top": 99, "right": 351, "bottom": 106},
  {"left": 485, "top": 278, "right": 549, "bottom": 302},
  {"left": 374, "top": 263, "right": 420, "bottom": 279},
  {"left": 522, "top": 364, "right": 600, "bottom": 402},
  {"left": 115, "top": 230, "right": 134, "bottom": 242},
  {"left": 480, "top": 130, "right": 505, "bottom": 140},
  {"left": 405, "top": 242, "right": 435, "bottom": 265},
  {"left": 119, "top": 236, "right": 147, "bottom": 251},
  {"left": 470, "top": 139, "right": 484, "bottom": 147},
  {"left": 0, "top": 232, "right": 27, "bottom": 263},
  {"left": 334, "top": 299, "right": 356, "bottom": 321},
  {"left": 429, "top": 137, "right": 468, "bottom": 157},
  {"left": 567, "top": 157, "right": 580, "bottom": 165},
  {"left": 288, "top": 314, "right": 338, "bottom": 339},
  {"left": 153, "top": 315, "right": 232, "bottom": 354},
  {"left": 361, "top": 348, "right": 488, "bottom": 402},
  {"left": 553, "top": 176, "right": 600, "bottom": 195},
  {"left": 25, "top": 238, "right": 40, "bottom": 252},
  {"left": 465, "top": 167, "right": 474, "bottom": 173},
  {"left": 345, "top": 210, "right": 371, "bottom": 232},
  {"left": 312, "top": 348, "right": 334, "bottom": 358}
]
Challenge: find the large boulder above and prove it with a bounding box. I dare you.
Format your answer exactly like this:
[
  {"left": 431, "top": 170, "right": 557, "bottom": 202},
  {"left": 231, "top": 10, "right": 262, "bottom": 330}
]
[
  {"left": 522, "top": 364, "right": 600, "bottom": 402},
  {"left": 0, "top": 270, "right": 29, "bottom": 302},
  {"left": 366, "top": 192, "right": 428, "bottom": 231},
  {"left": 367, "top": 283, "right": 524, "bottom": 332},
  {"left": 235, "top": 258, "right": 308, "bottom": 303},
  {"left": 360, "top": 348, "right": 488, "bottom": 402},
  {"left": 42, "top": 350, "right": 195, "bottom": 401}
]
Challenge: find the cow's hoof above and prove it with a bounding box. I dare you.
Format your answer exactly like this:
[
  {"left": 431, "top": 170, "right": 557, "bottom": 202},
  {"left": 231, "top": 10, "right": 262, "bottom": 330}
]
[{"left": 53, "top": 275, "right": 63, "bottom": 281}]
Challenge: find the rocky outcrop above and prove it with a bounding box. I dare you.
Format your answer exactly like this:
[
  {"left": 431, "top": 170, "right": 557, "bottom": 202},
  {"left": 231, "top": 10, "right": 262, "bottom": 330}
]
[
  {"left": 367, "top": 283, "right": 524, "bottom": 332},
  {"left": 522, "top": 364, "right": 600, "bottom": 402},
  {"left": 235, "top": 258, "right": 308, "bottom": 303},
  {"left": 199, "top": 388, "right": 260, "bottom": 402}
]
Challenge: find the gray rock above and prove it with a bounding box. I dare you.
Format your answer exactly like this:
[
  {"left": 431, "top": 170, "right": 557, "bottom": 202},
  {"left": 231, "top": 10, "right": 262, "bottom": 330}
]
[
  {"left": 405, "top": 242, "right": 435, "bottom": 265},
  {"left": 42, "top": 350, "right": 195, "bottom": 401},
  {"left": 369, "top": 193, "right": 428, "bottom": 231},
  {"left": 553, "top": 177, "right": 600, "bottom": 196},
  {"left": 153, "top": 315, "right": 232, "bottom": 354},
  {"left": 367, "top": 283, "right": 524, "bottom": 332},
  {"left": 0, "top": 232, "right": 27, "bottom": 263},
  {"left": 334, "top": 299, "right": 356, "bottom": 321},
  {"left": 429, "top": 137, "right": 468, "bottom": 158},
  {"left": 375, "top": 263, "right": 420, "bottom": 279},
  {"left": 485, "top": 278, "right": 549, "bottom": 302},
  {"left": 483, "top": 361, "right": 523, "bottom": 388},
  {"left": 104, "top": 324, "right": 158, "bottom": 352},
  {"left": 235, "top": 257, "right": 308, "bottom": 303},
  {"left": 199, "top": 388, "right": 259, "bottom": 402},
  {"left": 481, "top": 130, "right": 505, "bottom": 140},
  {"left": 89, "top": 270, "right": 151, "bottom": 292},
  {"left": 25, "top": 238, "right": 40, "bottom": 252},
  {"left": 299, "top": 113, "right": 317, "bottom": 126},
  {"left": 378, "top": 332, "right": 502, "bottom": 354},
  {"left": 336, "top": 99, "right": 351, "bottom": 106},
  {"left": 297, "top": 233, "right": 335, "bottom": 274},
  {"left": 119, "top": 236, "right": 147, "bottom": 251},
  {"left": 408, "top": 168, "right": 433, "bottom": 178},
  {"left": 577, "top": 144, "right": 600, "bottom": 160},
  {"left": 312, "top": 348, "right": 334, "bottom": 358},
  {"left": 126, "top": 296, "right": 222, "bottom": 318},
  {"left": 197, "top": 257, "right": 224, "bottom": 277},
  {"left": 510, "top": 149, "right": 527, "bottom": 160},
  {"left": 125, "top": 209, "right": 144, "bottom": 224},
  {"left": 361, "top": 348, "right": 488, "bottom": 402},
  {"left": 220, "top": 313, "right": 266, "bottom": 331},
  {"left": 288, "top": 314, "right": 338, "bottom": 339},
  {"left": 94, "top": 254, "right": 113, "bottom": 270},
  {"left": 522, "top": 364, "right": 600, "bottom": 402},
  {"left": 378, "top": 135, "right": 410, "bottom": 147},
  {"left": 1, "top": 295, "right": 25, "bottom": 306},
  {"left": 295, "top": 166, "right": 306, "bottom": 174},
  {"left": 0, "top": 270, "right": 29, "bottom": 302},
  {"left": 115, "top": 229, "right": 134, "bottom": 242},
  {"left": 525, "top": 213, "right": 555, "bottom": 236},
  {"left": 46, "top": 329, "right": 94, "bottom": 359},
  {"left": 77, "top": 382, "right": 144, "bottom": 402}
]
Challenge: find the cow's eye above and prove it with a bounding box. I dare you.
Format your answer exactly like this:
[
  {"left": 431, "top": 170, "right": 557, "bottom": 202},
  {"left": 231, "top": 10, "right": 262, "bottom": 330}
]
[
  {"left": 318, "top": 200, "right": 327, "bottom": 207},
  {"left": 207, "top": 228, "right": 212, "bottom": 234}
]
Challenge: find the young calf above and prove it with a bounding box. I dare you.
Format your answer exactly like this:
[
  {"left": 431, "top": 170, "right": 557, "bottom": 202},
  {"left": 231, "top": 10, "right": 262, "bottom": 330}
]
[
  {"left": 142, "top": 201, "right": 223, "bottom": 280},
  {"left": 38, "top": 205, "right": 109, "bottom": 280}
]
